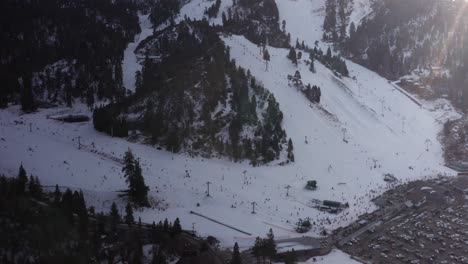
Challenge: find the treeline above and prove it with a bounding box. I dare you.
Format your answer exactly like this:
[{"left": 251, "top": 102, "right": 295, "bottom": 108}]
[
  {"left": 0, "top": 0, "right": 140, "bottom": 111},
  {"left": 93, "top": 104, "right": 129, "bottom": 138},
  {"left": 316, "top": 46, "right": 349, "bottom": 77},
  {"left": 287, "top": 41, "right": 349, "bottom": 77},
  {"left": 94, "top": 21, "right": 292, "bottom": 165},
  {"left": 288, "top": 71, "right": 322, "bottom": 104}
]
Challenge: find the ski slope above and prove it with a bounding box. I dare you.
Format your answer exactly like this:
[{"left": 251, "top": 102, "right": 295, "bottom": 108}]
[
  {"left": 0, "top": 0, "right": 460, "bottom": 254},
  {"left": 277, "top": 0, "right": 327, "bottom": 46},
  {"left": 277, "top": 0, "right": 372, "bottom": 46},
  {"left": 224, "top": 33, "right": 453, "bottom": 180},
  {"left": 122, "top": 13, "right": 153, "bottom": 92},
  {"left": 0, "top": 34, "right": 457, "bottom": 251}
]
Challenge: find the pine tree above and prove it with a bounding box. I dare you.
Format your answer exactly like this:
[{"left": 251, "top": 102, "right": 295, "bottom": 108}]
[
  {"left": 132, "top": 159, "right": 149, "bottom": 206},
  {"left": 152, "top": 247, "right": 167, "bottom": 264},
  {"left": 34, "top": 177, "right": 42, "bottom": 197},
  {"left": 338, "top": 2, "right": 346, "bottom": 40},
  {"left": 323, "top": 0, "right": 337, "bottom": 41},
  {"left": 28, "top": 175, "right": 36, "bottom": 194},
  {"left": 20, "top": 76, "right": 37, "bottom": 112},
  {"left": 231, "top": 242, "right": 242, "bottom": 264},
  {"left": 284, "top": 248, "right": 298, "bottom": 264},
  {"left": 287, "top": 138, "right": 295, "bottom": 163},
  {"left": 130, "top": 231, "right": 144, "bottom": 264},
  {"left": 263, "top": 48, "right": 270, "bottom": 71},
  {"left": 125, "top": 202, "right": 134, "bottom": 226},
  {"left": 61, "top": 189, "right": 75, "bottom": 225},
  {"left": 123, "top": 148, "right": 135, "bottom": 180},
  {"left": 171, "top": 217, "right": 182, "bottom": 236},
  {"left": 251, "top": 237, "right": 263, "bottom": 262},
  {"left": 17, "top": 164, "right": 27, "bottom": 194},
  {"left": 77, "top": 191, "right": 88, "bottom": 240},
  {"left": 222, "top": 12, "right": 227, "bottom": 25},
  {"left": 53, "top": 184, "right": 62, "bottom": 205},
  {"left": 86, "top": 87, "right": 95, "bottom": 108},
  {"left": 251, "top": 95, "right": 257, "bottom": 121},
  {"left": 309, "top": 58, "right": 315, "bottom": 73},
  {"left": 349, "top": 22, "right": 356, "bottom": 39},
  {"left": 288, "top": 48, "right": 297, "bottom": 66},
  {"left": 65, "top": 79, "right": 73, "bottom": 107},
  {"left": 151, "top": 221, "right": 158, "bottom": 243},
  {"left": 265, "top": 228, "right": 277, "bottom": 262},
  {"left": 163, "top": 218, "right": 169, "bottom": 232},
  {"left": 326, "top": 47, "right": 332, "bottom": 61},
  {"left": 122, "top": 149, "right": 149, "bottom": 206},
  {"left": 0, "top": 176, "right": 7, "bottom": 196},
  {"left": 135, "top": 70, "right": 143, "bottom": 94},
  {"left": 110, "top": 202, "right": 120, "bottom": 236}
]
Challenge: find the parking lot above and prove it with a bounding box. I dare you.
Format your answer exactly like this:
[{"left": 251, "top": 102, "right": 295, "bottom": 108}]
[{"left": 336, "top": 176, "right": 468, "bottom": 263}]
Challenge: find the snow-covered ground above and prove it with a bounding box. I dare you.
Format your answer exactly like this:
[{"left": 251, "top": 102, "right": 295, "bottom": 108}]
[
  {"left": 0, "top": 0, "right": 461, "bottom": 258},
  {"left": 224, "top": 33, "right": 454, "bottom": 179},
  {"left": 277, "top": 0, "right": 372, "bottom": 47},
  {"left": 0, "top": 33, "right": 457, "bottom": 251},
  {"left": 122, "top": 13, "right": 153, "bottom": 92},
  {"left": 277, "top": 0, "right": 327, "bottom": 47},
  {"left": 300, "top": 249, "right": 360, "bottom": 263},
  {"left": 347, "top": 0, "right": 372, "bottom": 33}
]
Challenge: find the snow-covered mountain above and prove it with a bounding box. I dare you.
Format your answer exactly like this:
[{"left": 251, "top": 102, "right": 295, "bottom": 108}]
[
  {"left": 0, "top": 0, "right": 141, "bottom": 111},
  {"left": 343, "top": 0, "right": 468, "bottom": 109},
  {"left": 0, "top": 0, "right": 462, "bottom": 260}
]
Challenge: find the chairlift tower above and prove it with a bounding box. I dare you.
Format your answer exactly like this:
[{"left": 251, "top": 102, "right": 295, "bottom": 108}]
[
  {"left": 206, "top": 181, "right": 212, "bottom": 197},
  {"left": 285, "top": 185, "right": 291, "bottom": 197},
  {"left": 251, "top": 202, "right": 257, "bottom": 214}
]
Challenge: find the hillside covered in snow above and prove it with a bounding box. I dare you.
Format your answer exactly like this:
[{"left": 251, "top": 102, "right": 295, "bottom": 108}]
[{"left": 0, "top": 0, "right": 464, "bottom": 262}]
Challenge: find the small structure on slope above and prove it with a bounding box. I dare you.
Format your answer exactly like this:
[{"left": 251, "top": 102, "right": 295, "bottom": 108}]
[{"left": 305, "top": 180, "right": 317, "bottom": 190}]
